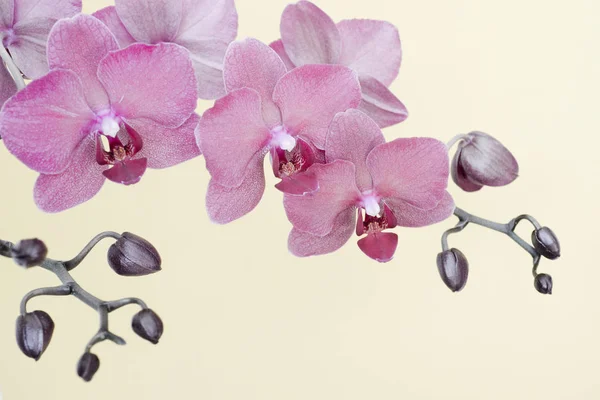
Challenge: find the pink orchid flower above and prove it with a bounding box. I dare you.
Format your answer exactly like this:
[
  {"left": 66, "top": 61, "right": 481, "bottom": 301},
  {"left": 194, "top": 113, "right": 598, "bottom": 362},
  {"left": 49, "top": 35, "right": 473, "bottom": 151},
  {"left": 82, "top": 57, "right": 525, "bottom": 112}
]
[
  {"left": 284, "top": 109, "right": 455, "bottom": 262},
  {"left": 196, "top": 38, "right": 362, "bottom": 224},
  {"left": 0, "top": 14, "right": 199, "bottom": 212},
  {"left": 270, "top": 0, "right": 408, "bottom": 129},
  {"left": 0, "top": 0, "right": 82, "bottom": 103},
  {"left": 93, "top": 0, "right": 237, "bottom": 100}
]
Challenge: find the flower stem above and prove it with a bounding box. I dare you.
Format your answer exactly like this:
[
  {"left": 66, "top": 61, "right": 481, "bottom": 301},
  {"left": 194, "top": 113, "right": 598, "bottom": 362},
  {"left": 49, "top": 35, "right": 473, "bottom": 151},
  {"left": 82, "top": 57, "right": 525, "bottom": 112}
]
[
  {"left": 0, "top": 44, "right": 25, "bottom": 90},
  {"left": 446, "top": 134, "right": 469, "bottom": 150}
]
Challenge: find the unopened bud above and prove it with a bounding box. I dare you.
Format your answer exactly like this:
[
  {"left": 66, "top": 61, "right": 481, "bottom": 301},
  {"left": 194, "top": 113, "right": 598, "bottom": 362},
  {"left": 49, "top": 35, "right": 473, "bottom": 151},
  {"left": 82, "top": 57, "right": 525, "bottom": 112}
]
[
  {"left": 132, "top": 309, "right": 163, "bottom": 344},
  {"left": 108, "top": 232, "right": 161, "bottom": 276},
  {"left": 11, "top": 239, "right": 48, "bottom": 268},
  {"left": 532, "top": 227, "right": 560, "bottom": 260},
  {"left": 534, "top": 273, "right": 553, "bottom": 295},
  {"left": 16, "top": 311, "right": 54, "bottom": 360},
  {"left": 77, "top": 352, "right": 100, "bottom": 382},
  {"left": 451, "top": 131, "right": 519, "bottom": 192},
  {"left": 436, "top": 248, "right": 469, "bottom": 292}
]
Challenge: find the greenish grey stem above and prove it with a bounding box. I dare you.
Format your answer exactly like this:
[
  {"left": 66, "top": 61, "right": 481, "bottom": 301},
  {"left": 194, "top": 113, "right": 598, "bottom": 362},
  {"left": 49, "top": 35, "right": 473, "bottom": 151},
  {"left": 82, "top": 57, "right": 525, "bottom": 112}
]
[
  {"left": 64, "top": 231, "right": 121, "bottom": 271},
  {"left": 20, "top": 284, "right": 73, "bottom": 315}
]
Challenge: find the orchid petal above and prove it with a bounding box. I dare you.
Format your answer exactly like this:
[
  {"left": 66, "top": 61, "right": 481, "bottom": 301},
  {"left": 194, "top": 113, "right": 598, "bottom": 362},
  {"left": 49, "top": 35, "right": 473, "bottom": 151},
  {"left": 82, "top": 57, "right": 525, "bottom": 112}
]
[
  {"left": 284, "top": 160, "right": 360, "bottom": 237},
  {"left": 0, "top": 64, "right": 17, "bottom": 105},
  {"left": 131, "top": 114, "right": 201, "bottom": 169},
  {"left": 115, "top": 0, "right": 182, "bottom": 43},
  {"left": 367, "top": 138, "right": 449, "bottom": 210},
  {"left": 275, "top": 172, "right": 319, "bottom": 195},
  {"left": 224, "top": 38, "right": 286, "bottom": 127},
  {"left": 357, "top": 232, "right": 398, "bottom": 263},
  {"left": 269, "top": 40, "right": 296, "bottom": 71},
  {"left": 337, "top": 19, "right": 401, "bottom": 86},
  {"left": 47, "top": 14, "right": 117, "bottom": 110},
  {"left": 98, "top": 42, "right": 197, "bottom": 127},
  {"left": 0, "top": 0, "right": 14, "bottom": 29},
  {"left": 7, "top": 0, "right": 81, "bottom": 79},
  {"left": 197, "top": 88, "right": 270, "bottom": 188},
  {"left": 0, "top": 69, "right": 94, "bottom": 174},
  {"left": 273, "top": 64, "right": 361, "bottom": 149},
  {"left": 326, "top": 109, "right": 385, "bottom": 191},
  {"left": 451, "top": 146, "right": 483, "bottom": 192},
  {"left": 386, "top": 191, "right": 455, "bottom": 228},
  {"left": 280, "top": 1, "right": 341, "bottom": 66},
  {"left": 358, "top": 75, "right": 408, "bottom": 128},
  {"left": 175, "top": 0, "right": 238, "bottom": 99},
  {"left": 34, "top": 138, "right": 106, "bottom": 213},
  {"left": 288, "top": 208, "right": 355, "bottom": 257},
  {"left": 205, "top": 153, "right": 265, "bottom": 224},
  {"left": 92, "top": 6, "right": 136, "bottom": 48}
]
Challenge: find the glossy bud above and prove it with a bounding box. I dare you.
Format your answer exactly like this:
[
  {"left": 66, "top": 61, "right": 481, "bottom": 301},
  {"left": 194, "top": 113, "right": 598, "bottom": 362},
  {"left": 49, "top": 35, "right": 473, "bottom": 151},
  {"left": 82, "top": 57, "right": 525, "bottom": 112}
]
[
  {"left": 436, "top": 248, "right": 469, "bottom": 292},
  {"left": 534, "top": 273, "right": 553, "bottom": 295},
  {"left": 451, "top": 131, "right": 519, "bottom": 192},
  {"left": 108, "top": 232, "right": 161, "bottom": 276},
  {"left": 132, "top": 309, "right": 163, "bottom": 344},
  {"left": 77, "top": 352, "right": 100, "bottom": 382},
  {"left": 11, "top": 239, "right": 48, "bottom": 268},
  {"left": 532, "top": 227, "right": 560, "bottom": 260},
  {"left": 16, "top": 311, "right": 55, "bottom": 360}
]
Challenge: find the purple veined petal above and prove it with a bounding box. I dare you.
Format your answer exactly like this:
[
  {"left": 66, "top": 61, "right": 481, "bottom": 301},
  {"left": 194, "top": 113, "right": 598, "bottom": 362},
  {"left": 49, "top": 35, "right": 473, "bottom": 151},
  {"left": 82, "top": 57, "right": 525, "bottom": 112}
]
[
  {"left": 0, "top": 63, "right": 17, "bottom": 105},
  {"left": 272, "top": 64, "right": 361, "bottom": 149},
  {"left": 451, "top": 145, "right": 483, "bottom": 192},
  {"left": 103, "top": 157, "right": 148, "bottom": 185},
  {"left": 275, "top": 172, "right": 319, "bottom": 195},
  {"left": 34, "top": 137, "right": 107, "bottom": 213},
  {"left": 92, "top": 6, "right": 136, "bottom": 48},
  {"left": 280, "top": 1, "right": 341, "bottom": 66},
  {"left": 129, "top": 114, "right": 201, "bottom": 169},
  {"left": 205, "top": 153, "right": 266, "bottom": 224},
  {"left": 115, "top": 0, "right": 183, "bottom": 43},
  {"left": 337, "top": 19, "right": 401, "bottom": 87},
  {"left": 357, "top": 232, "right": 398, "bottom": 263},
  {"left": 367, "top": 137, "right": 449, "bottom": 211},
  {"left": 358, "top": 75, "right": 408, "bottom": 129},
  {"left": 47, "top": 14, "right": 117, "bottom": 111},
  {"left": 271, "top": 136, "right": 316, "bottom": 179},
  {"left": 197, "top": 88, "right": 270, "bottom": 188},
  {"left": 269, "top": 39, "right": 296, "bottom": 71},
  {"left": 386, "top": 191, "right": 455, "bottom": 228},
  {"left": 458, "top": 131, "right": 519, "bottom": 187},
  {"left": 224, "top": 38, "right": 286, "bottom": 127},
  {"left": 288, "top": 207, "right": 355, "bottom": 257},
  {"left": 284, "top": 160, "right": 360, "bottom": 237},
  {"left": 98, "top": 42, "right": 197, "bottom": 128},
  {"left": 7, "top": 0, "right": 82, "bottom": 79},
  {"left": 0, "top": 0, "right": 14, "bottom": 29},
  {"left": 0, "top": 69, "right": 95, "bottom": 174},
  {"left": 325, "top": 109, "right": 385, "bottom": 191},
  {"left": 174, "top": 0, "right": 238, "bottom": 99}
]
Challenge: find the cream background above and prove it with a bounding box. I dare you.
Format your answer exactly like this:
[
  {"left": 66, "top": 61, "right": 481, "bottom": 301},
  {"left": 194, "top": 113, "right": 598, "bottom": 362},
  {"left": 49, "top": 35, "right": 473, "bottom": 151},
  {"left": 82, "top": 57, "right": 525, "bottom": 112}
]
[{"left": 0, "top": 0, "right": 597, "bottom": 398}]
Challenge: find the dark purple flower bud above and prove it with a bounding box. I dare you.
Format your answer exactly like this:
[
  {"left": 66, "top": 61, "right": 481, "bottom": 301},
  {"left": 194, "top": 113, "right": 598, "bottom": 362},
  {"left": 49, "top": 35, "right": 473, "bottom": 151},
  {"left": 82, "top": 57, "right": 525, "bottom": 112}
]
[
  {"left": 16, "top": 311, "right": 55, "bottom": 360},
  {"left": 107, "top": 232, "right": 161, "bottom": 276},
  {"left": 11, "top": 239, "right": 48, "bottom": 268},
  {"left": 436, "top": 248, "right": 469, "bottom": 292},
  {"left": 77, "top": 352, "right": 100, "bottom": 382},
  {"left": 532, "top": 227, "right": 560, "bottom": 260},
  {"left": 534, "top": 273, "right": 553, "bottom": 295},
  {"left": 132, "top": 309, "right": 163, "bottom": 344},
  {"left": 451, "top": 131, "right": 519, "bottom": 192}
]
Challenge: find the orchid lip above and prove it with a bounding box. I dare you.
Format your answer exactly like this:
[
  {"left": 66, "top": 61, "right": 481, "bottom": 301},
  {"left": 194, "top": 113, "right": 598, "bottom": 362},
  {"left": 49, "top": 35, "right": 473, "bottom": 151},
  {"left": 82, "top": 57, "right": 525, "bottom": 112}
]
[{"left": 270, "top": 125, "right": 296, "bottom": 151}]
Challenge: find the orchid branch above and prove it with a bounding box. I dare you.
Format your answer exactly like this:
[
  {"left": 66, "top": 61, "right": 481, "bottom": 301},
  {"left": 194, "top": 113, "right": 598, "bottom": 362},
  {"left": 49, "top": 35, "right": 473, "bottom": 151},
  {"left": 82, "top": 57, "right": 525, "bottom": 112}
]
[{"left": 5, "top": 232, "right": 163, "bottom": 381}]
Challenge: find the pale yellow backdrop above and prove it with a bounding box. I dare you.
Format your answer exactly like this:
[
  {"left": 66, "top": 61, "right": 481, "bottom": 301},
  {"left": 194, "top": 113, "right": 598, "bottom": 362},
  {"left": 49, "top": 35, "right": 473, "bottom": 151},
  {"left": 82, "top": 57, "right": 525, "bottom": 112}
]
[{"left": 0, "top": 0, "right": 597, "bottom": 399}]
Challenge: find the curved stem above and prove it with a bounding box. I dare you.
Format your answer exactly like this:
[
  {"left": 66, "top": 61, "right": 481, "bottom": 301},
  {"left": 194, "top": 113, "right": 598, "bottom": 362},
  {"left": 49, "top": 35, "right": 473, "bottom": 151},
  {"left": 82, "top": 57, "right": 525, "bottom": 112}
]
[
  {"left": 64, "top": 231, "right": 121, "bottom": 271},
  {"left": 0, "top": 44, "right": 25, "bottom": 90},
  {"left": 106, "top": 297, "right": 148, "bottom": 312},
  {"left": 511, "top": 214, "right": 542, "bottom": 231},
  {"left": 453, "top": 207, "right": 538, "bottom": 258},
  {"left": 441, "top": 220, "right": 469, "bottom": 251},
  {"left": 20, "top": 284, "right": 73, "bottom": 315},
  {"left": 85, "top": 305, "right": 126, "bottom": 352},
  {"left": 446, "top": 134, "right": 469, "bottom": 150}
]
